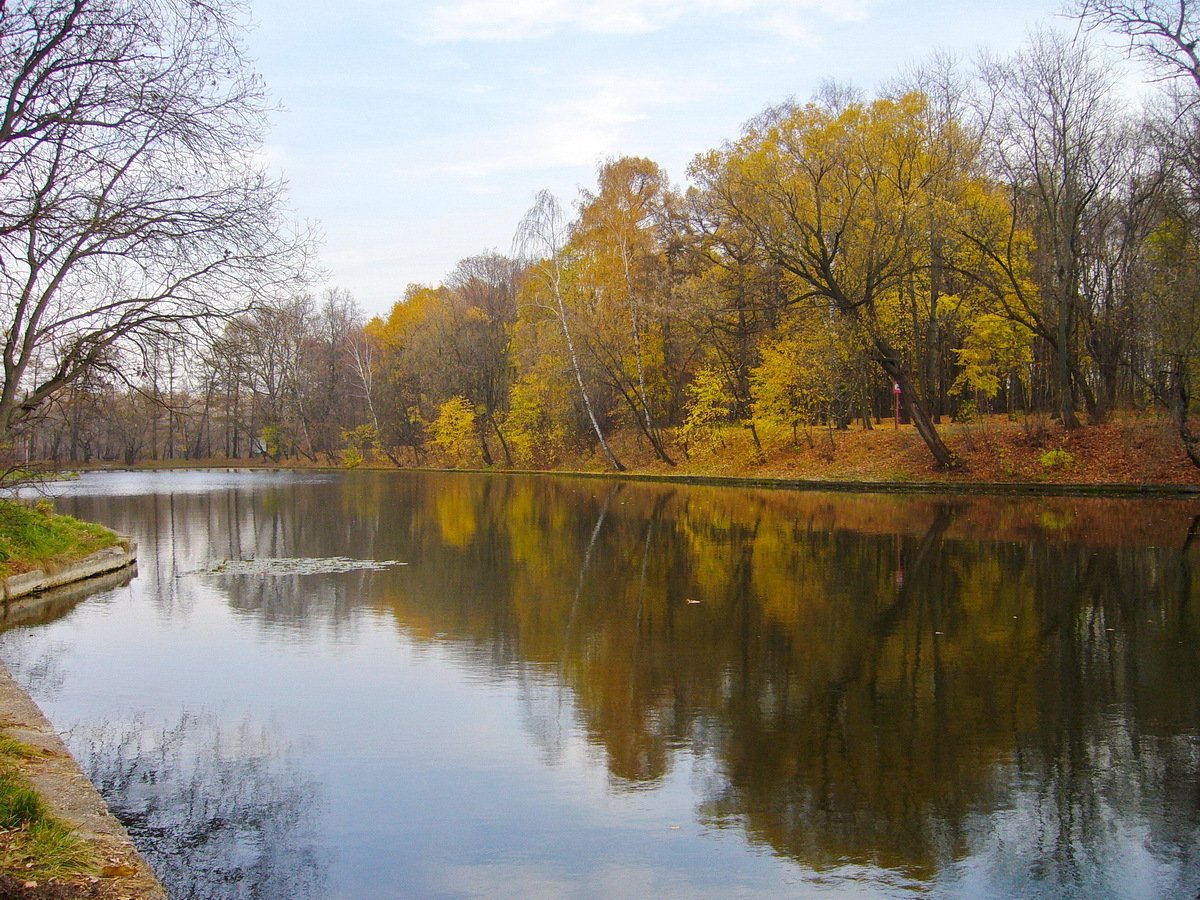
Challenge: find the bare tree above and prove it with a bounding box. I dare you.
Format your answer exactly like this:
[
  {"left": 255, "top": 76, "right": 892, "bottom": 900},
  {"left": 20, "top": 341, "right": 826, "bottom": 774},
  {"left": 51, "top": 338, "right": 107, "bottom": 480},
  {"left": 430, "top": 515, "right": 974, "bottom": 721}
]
[
  {"left": 980, "top": 28, "right": 1128, "bottom": 426},
  {"left": 1074, "top": 0, "right": 1200, "bottom": 90},
  {"left": 0, "top": 0, "right": 308, "bottom": 453}
]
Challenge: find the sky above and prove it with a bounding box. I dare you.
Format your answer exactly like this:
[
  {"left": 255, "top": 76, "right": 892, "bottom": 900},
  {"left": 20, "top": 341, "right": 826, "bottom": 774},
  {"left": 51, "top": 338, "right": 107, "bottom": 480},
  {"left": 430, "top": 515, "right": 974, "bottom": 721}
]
[{"left": 242, "top": 0, "right": 1078, "bottom": 317}]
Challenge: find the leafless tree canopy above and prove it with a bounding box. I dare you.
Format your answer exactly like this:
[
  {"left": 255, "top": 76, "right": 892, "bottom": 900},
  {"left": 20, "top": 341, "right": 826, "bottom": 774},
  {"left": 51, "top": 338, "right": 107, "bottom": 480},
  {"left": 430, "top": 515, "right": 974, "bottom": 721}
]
[
  {"left": 0, "top": 0, "right": 308, "bottom": 445},
  {"left": 1074, "top": 0, "right": 1200, "bottom": 88}
]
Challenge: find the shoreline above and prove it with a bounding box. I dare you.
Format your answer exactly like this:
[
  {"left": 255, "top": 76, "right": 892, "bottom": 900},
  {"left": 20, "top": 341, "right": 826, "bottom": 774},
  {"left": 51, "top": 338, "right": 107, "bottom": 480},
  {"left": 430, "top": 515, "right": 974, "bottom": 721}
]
[
  {"left": 2, "top": 539, "right": 137, "bottom": 603},
  {"left": 0, "top": 660, "right": 165, "bottom": 899},
  {"left": 0, "top": 537, "right": 159, "bottom": 897},
  {"left": 58, "top": 461, "right": 1200, "bottom": 499}
]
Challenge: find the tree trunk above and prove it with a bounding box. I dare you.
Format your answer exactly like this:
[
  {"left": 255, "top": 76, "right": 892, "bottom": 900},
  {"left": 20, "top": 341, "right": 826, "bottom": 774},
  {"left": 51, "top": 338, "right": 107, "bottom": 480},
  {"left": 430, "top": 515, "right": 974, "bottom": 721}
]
[
  {"left": 865, "top": 318, "right": 957, "bottom": 469},
  {"left": 555, "top": 293, "right": 624, "bottom": 471},
  {"left": 1167, "top": 366, "right": 1200, "bottom": 468},
  {"left": 1055, "top": 303, "right": 1082, "bottom": 429},
  {"left": 488, "top": 414, "right": 513, "bottom": 467}
]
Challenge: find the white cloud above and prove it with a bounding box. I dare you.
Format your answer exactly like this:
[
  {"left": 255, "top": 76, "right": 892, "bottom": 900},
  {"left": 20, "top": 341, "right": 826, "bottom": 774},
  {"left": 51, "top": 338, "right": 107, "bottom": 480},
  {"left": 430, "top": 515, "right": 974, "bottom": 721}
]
[
  {"left": 392, "top": 69, "right": 715, "bottom": 180},
  {"left": 421, "top": 0, "right": 870, "bottom": 43}
]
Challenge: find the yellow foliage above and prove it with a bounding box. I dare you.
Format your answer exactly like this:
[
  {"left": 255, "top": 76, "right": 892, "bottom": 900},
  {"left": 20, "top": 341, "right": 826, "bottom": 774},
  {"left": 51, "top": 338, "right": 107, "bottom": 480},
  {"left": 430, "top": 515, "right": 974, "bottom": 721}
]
[
  {"left": 681, "top": 367, "right": 732, "bottom": 453},
  {"left": 505, "top": 371, "right": 570, "bottom": 466},
  {"left": 430, "top": 396, "right": 478, "bottom": 467},
  {"left": 953, "top": 313, "right": 1033, "bottom": 400}
]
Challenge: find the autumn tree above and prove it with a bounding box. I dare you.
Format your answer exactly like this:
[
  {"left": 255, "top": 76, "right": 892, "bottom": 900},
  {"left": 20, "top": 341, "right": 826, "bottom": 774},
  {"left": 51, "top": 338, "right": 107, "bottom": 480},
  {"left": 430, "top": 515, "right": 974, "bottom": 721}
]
[
  {"left": 691, "top": 91, "right": 974, "bottom": 467},
  {"left": 572, "top": 157, "right": 678, "bottom": 464},
  {"left": 441, "top": 254, "right": 520, "bottom": 465},
  {"left": 750, "top": 309, "right": 846, "bottom": 447},
  {"left": 514, "top": 191, "right": 624, "bottom": 471},
  {"left": 682, "top": 154, "right": 793, "bottom": 454},
  {"left": 360, "top": 286, "right": 443, "bottom": 464}
]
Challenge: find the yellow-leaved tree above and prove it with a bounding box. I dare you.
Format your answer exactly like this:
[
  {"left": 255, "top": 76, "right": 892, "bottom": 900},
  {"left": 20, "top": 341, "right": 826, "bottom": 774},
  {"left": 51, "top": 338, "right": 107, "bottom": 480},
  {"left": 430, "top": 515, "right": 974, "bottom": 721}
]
[
  {"left": 690, "top": 90, "right": 999, "bottom": 468},
  {"left": 680, "top": 366, "right": 733, "bottom": 455},
  {"left": 571, "top": 157, "right": 679, "bottom": 464},
  {"left": 431, "top": 396, "right": 479, "bottom": 467},
  {"left": 952, "top": 312, "right": 1033, "bottom": 417},
  {"left": 750, "top": 318, "right": 836, "bottom": 448}
]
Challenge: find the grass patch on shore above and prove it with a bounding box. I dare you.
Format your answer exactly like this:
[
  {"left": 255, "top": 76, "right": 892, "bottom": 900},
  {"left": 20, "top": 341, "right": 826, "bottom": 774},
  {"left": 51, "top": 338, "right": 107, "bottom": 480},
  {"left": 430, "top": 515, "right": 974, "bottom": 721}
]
[
  {"left": 0, "top": 499, "right": 118, "bottom": 579},
  {"left": 0, "top": 737, "right": 95, "bottom": 881}
]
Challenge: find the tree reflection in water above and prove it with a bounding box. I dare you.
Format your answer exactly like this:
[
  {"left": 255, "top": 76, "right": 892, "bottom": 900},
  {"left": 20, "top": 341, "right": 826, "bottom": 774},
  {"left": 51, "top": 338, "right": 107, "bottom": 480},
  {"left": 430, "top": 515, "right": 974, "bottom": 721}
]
[
  {"left": 367, "top": 477, "right": 1200, "bottom": 894},
  {"left": 44, "top": 472, "right": 1200, "bottom": 895},
  {"left": 70, "top": 712, "right": 326, "bottom": 900}
]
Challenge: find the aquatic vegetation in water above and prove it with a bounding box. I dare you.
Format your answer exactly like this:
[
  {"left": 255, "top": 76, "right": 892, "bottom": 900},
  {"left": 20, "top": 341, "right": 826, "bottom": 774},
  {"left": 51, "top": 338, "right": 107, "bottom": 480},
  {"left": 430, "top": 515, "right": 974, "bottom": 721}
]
[{"left": 192, "top": 557, "right": 407, "bottom": 577}]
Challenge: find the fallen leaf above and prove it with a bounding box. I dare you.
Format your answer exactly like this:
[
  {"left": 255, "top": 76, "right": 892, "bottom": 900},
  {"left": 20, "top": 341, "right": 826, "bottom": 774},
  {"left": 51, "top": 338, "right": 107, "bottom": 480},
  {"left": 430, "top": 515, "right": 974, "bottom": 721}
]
[{"left": 102, "top": 864, "right": 139, "bottom": 877}]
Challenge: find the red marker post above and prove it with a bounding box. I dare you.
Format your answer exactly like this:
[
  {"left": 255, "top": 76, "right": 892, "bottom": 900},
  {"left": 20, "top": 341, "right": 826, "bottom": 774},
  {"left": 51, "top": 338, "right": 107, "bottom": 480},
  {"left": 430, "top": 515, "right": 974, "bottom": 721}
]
[{"left": 893, "top": 382, "right": 901, "bottom": 430}]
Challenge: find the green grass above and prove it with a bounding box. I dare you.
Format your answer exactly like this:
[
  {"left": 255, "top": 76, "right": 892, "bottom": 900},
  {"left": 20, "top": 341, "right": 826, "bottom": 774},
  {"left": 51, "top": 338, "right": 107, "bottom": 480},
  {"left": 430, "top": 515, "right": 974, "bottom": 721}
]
[
  {"left": 0, "top": 737, "right": 96, "bottom": 880},
  {"left": 0, "top": 499, "right": 118, "bottom": 579}
]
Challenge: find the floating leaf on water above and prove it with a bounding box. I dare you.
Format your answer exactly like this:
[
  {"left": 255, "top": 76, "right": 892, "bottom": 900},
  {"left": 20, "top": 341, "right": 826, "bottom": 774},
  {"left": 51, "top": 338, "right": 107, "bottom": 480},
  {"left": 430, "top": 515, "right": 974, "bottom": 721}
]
[{"left": 188, "top": 557, "right": 408, "bottom": 577}]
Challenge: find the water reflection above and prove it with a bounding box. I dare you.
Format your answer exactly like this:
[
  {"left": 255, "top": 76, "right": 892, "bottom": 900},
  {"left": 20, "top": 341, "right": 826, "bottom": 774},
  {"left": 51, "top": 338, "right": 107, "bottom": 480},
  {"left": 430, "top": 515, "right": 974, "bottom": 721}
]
[
  {"left": 0, "top": 566, "right": 135, "bottom": 630},
  {"left": 70, "top": 712, "right": 326, "bottom": 900},
  {"left": 38, "top": 471, "right": 1200, "bottom": 896}
]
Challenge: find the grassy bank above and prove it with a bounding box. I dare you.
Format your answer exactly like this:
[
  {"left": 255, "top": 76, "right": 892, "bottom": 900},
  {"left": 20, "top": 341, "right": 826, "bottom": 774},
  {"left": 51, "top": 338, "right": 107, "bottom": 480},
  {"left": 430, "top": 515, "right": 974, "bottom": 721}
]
[
  {"left": 0, "top": 500, "right": 119, "bottom": 579},
  {"left": 0, "top": 737, "right": 95, "bottom": 883}
]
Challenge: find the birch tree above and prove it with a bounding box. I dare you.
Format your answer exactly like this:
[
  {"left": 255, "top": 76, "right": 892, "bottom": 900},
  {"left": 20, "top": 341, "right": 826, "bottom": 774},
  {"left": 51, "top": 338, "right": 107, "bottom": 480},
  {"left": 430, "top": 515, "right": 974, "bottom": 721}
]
[{"left": 514, "top": 191, "right": 624, "bottom": 471}]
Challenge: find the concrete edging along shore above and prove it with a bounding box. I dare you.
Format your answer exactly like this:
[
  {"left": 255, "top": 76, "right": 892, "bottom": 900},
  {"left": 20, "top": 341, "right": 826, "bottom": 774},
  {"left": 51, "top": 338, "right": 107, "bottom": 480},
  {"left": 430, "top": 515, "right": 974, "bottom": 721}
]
[
  {"left": 2, "top": 539, "right": 137, "bottom": 603},
  {"left": 0, "top": 662, "right": 165, "bottom": 898},
  {"left": 0, "top": 538, "right": 165, "bottom": 897}
]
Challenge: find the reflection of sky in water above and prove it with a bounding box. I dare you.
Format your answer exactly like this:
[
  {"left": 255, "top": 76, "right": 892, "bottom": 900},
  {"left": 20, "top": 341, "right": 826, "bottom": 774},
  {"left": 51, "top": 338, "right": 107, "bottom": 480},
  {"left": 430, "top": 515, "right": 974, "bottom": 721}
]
[
  {"left": 2, "top": 595, "right": 814, "bottom": 897},
  {"left": 0, "top": 470, "right": 1196, "bottom": 898},
  {"left": 26, "top": 468, "right": 338, "bottom": 498}
]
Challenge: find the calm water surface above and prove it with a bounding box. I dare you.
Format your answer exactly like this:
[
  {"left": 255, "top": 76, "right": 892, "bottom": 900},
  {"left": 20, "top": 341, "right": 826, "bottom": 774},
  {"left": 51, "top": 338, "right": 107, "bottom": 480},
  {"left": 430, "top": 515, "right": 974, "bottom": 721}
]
[{"left": 1, "top": 469, "right": 1198, "bottom": 898}]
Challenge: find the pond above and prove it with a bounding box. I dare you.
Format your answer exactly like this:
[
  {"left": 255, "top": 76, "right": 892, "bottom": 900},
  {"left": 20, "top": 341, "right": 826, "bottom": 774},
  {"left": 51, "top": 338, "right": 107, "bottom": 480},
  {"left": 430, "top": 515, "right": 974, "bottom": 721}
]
[{"left": 1, "top": 469, "right": 1198, "bottom": 898}]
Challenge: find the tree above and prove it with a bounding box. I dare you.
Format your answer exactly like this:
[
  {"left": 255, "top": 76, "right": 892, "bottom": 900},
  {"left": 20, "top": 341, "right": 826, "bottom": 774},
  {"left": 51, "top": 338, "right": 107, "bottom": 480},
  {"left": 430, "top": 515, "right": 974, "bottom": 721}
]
[
  {"left": 691, "top": 92, "right": 972, "bottom": 467},
  {"left": 442, "top": 254, "right": 520, "bottom": 465},
  {"left": 977, "top": 29, "right": 1130, "bottom": 426},
  {"left": 514, "top": 191, "right": 624, "bottom": 471},
  {"left": 573, "top": 157, "right": 678, "bottom": 464},
  {"left": 0, "top": 0, "right": 306, "bottom": 453},
  {"left": 1075, "top": 0, "right": 1200, "bottom": 89},
  {"left": 680, "top": 366, "right": 732, "bottom": 454},
  {"left": 430, "top": 396, "right": 478, "bottom": 467},
  {"left": 1139, "top": 185, "right": 1200, "bottom": 465},
  {"left": 750, "top": 312, "right": 842, "bottom": 447}
]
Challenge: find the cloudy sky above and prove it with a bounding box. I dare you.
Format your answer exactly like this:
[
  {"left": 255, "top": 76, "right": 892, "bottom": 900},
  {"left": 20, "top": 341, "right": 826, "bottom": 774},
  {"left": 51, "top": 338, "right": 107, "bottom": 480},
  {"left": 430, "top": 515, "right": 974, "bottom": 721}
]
[{"left": 244, "top": 0, "right": 1076, "bottom": 316}]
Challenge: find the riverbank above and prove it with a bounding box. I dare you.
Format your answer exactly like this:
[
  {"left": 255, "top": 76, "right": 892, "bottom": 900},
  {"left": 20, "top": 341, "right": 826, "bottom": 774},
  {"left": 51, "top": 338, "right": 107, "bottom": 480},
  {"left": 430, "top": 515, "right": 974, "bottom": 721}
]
[
  {"left": 0, "top": 501, "right": 155, "bottom": 897},
  {"left": 65, "top": 413, "right": 1200, "bottom": 494},
  {"left": 0, "top": 662, "right": 163, "bottom": 899},
  {"left": 589, "top": 414, "right": 1200, "bottom": 488},
  {"left": 0, "top": 503, "right": 119, "bottom": 582}
]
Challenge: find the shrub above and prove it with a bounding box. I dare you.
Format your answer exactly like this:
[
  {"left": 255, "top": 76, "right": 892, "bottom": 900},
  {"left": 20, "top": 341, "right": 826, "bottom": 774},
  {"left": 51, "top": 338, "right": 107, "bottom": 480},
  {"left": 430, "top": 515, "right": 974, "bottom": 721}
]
[{"left": 1039, "top": 448, "right": 1074, "bottom": 470}]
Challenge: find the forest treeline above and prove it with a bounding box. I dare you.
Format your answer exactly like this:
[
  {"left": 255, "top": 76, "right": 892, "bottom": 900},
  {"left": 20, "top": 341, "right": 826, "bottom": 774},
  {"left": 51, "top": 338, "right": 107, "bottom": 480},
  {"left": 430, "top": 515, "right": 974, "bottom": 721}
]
[{"left": 20, "top": 7, "right": 1200, "bottom": 472}]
